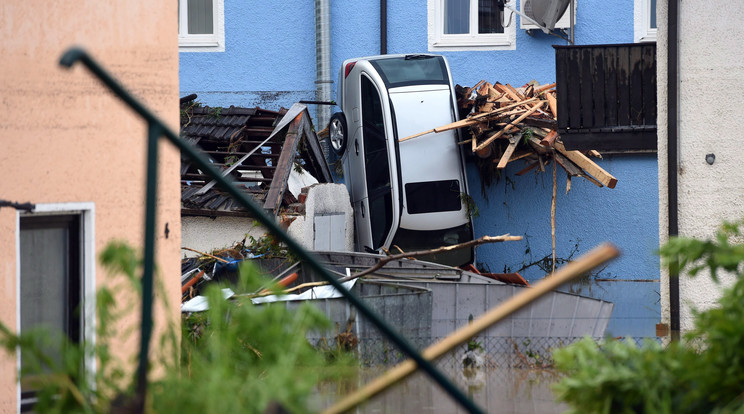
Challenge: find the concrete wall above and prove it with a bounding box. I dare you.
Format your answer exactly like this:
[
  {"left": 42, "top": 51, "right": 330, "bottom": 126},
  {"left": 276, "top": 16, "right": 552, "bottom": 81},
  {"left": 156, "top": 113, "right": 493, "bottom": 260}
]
[
  {"left": 658, "top": 0, "right": 744, "bottom": 332},
  {"left": 180, "top": 0, "right": 660, "bottom": 337},
  {"left": 0, "top": 1, "right": 181, "bottom": 410},
  {"left": 182, "top": 216, "right": 267, "bottom": 257}
]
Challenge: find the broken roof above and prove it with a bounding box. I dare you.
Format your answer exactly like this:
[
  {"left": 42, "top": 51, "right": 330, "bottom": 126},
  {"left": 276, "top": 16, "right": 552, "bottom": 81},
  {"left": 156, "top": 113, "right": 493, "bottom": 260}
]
[{"left": 180, "top": 100, "right": 332, "bottom": 217}]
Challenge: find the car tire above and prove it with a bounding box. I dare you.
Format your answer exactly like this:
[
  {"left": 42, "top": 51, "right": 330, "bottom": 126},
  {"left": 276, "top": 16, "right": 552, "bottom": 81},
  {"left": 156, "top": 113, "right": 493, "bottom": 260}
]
[{"left": 329, "top": 112, "right": 348, "bottom": 156}]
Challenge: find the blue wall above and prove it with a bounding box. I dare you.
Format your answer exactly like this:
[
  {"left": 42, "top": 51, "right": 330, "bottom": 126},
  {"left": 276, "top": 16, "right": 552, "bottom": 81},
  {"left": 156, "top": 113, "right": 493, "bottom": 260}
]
[{"left": 180, "top": 0, "right": 659, "bottom": 337}]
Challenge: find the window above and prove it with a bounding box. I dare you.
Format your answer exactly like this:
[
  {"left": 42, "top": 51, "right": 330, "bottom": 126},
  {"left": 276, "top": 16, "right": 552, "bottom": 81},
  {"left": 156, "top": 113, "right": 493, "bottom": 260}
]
[
  {"left": 17, "top": 203, "right": 95, "bottom": 412},
  {"left": 361, "top": 76, "right": 393, "bottom": 249},
  {"left": 371, "top": 55, "right": 450, "bottom": 88},
  {"left": 405, "top": 180, "right": 462, "bottom": 214},
  {"left": 428, "top": 0, "right": 516, "bottom": 51},
  {"left": 634, "top": 0, "right": 657, "bottom": 43},
  {"left": 178, "top": 0, "right": 225, "bottom": 52}
]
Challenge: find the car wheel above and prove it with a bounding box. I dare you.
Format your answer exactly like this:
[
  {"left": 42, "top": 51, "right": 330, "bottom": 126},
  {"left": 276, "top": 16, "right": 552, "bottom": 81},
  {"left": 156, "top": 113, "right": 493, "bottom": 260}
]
[{"left": 329, "top": 112, "right": 348, "bottom": 156}]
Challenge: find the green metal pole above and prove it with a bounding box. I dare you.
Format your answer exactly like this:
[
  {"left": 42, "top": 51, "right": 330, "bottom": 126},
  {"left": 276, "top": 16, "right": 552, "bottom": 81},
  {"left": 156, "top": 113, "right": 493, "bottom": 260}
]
[{"left": 135, "top": 122, "right": 161, "bottom": 404}]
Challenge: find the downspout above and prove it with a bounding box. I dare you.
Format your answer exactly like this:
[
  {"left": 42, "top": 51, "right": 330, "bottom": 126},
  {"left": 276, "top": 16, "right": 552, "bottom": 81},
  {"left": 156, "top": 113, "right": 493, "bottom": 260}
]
[
  {"left": 315, "top": 0, "right": 332, "bottom": 131},
  {"left": 667, "top": 0, "right": 680, "bottom": 340},
  {"left": 380, "top": 0, "right": 388, "bottom": 54}
]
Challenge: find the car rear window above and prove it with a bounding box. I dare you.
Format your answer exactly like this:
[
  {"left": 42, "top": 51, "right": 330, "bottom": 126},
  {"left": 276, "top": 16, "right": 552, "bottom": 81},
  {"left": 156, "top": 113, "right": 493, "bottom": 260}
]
[
  {"left": 405, "top": 180, "right": 462, "bottom": 214},
  {"left": 370, "top": 55, "right": 449, "bottom": 88}
]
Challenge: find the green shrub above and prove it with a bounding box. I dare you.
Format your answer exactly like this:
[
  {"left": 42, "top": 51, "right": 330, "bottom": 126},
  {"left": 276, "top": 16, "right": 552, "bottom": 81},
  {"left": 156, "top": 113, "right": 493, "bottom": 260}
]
[{"left": 553, "top": 221, "right": 744, "bottom": 413}]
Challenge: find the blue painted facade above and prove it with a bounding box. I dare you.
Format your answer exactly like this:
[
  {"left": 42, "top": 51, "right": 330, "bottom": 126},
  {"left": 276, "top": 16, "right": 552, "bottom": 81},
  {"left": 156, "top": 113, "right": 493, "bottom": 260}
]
[{"left": 180, "top": 0, "right": 659, "bottom": 337}]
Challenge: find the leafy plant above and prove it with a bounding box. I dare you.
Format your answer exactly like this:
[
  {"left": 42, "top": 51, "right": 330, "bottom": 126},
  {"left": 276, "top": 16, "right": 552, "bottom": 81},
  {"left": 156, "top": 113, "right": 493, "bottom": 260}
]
[{"left": 553, "top": 220, "right": 744, "bottom": 414}]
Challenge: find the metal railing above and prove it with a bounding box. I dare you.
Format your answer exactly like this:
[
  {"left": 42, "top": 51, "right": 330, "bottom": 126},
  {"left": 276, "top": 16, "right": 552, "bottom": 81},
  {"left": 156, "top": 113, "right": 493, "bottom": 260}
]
[{"left": 59, "top": 47, "right": 485, "bottom": 413}]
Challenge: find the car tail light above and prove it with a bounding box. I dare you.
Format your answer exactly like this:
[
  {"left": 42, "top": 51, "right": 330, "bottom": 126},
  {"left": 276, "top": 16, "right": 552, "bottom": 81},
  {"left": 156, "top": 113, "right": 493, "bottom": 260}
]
[{"left": 344, "top": 62, "right": 356, "bottom": 78}]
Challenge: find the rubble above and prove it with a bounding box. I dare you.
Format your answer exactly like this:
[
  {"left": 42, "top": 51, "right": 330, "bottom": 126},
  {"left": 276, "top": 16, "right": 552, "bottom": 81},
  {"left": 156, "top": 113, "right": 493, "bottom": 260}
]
[{"left": 401, "top": 80, "right": 617, "bottom": 190}]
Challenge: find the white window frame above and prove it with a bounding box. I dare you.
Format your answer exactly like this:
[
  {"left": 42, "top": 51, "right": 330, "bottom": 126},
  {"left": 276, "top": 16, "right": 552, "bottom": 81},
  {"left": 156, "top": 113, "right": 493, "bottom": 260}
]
[
  {"left": 634, "top": 0, "right": 657, "bottom": 43},
  {"left": 428, "top": 0, "right": 517, "bottom": 51},
  {"left": 16, "top": 202, "right": 96, "bottom": 413},
  {"left": 178, "top": 0, "right": 225, "bottom": 52}
]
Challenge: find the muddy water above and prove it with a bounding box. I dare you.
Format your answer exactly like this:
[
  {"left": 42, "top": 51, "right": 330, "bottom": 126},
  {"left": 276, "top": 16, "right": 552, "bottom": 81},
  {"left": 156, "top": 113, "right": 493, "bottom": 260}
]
[{"left": 311, "top": 365, "right": 568, "bottom": 413}]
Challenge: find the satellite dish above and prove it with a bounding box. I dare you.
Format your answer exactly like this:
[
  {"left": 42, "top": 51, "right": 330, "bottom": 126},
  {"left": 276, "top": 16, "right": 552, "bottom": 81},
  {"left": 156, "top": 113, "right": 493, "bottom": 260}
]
[
  {"left": 523, "top": 0, "right": 569, "bottom": 31},
  {"left": 502, "top": 0, "right": 573, "bottom": 41}
]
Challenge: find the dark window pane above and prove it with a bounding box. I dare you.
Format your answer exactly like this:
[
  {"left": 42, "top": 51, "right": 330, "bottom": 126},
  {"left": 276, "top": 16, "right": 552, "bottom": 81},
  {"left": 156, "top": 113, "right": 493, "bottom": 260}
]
[
  {"left": 361, "top": 77, "right": 390, "bottom": 194},
  {"left": 478, "top": 0, "right": 504, "bottom": 33},
  {"left": 391, "top": 223, "right": 474, "bottom": 266},
  {"left": 188, "top": 0, "right": 214, "bottom": 34},
  {"left": 650, "top": 0, "right": 657, "bottom": 29},
  {"left": 405, "top": 180, "right": 462, "bottom": 214},
  {"left": 371, "top": 56, "right": 449, "bottom": 88},
  {"left": 361, "top": 76, "right": 393, "bottom": 249},
  {"left": 369, "top": 192, "right": 394, "bottom": 249}
]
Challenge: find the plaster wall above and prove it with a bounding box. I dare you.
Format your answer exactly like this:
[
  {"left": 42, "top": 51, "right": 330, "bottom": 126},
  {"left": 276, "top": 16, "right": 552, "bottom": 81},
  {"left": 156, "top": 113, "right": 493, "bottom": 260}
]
[
  {"left": 659, "top": 0, "right": 744, "bottom": 331},
  {"left": 0, "top": 1, "right": 181, "bottom": 410},
  {"left": 180, "top": 0, "right": 661, "bottom": 337},
  {"left": 181, "top": 216, "right": 267, "bottom": 257}
]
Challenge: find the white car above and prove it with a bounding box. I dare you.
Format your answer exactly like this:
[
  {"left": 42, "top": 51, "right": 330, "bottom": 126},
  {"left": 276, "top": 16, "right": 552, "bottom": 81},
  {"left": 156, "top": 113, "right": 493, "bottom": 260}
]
[{"left": 328, "top": 54, "right": 474, "bottom": 267}]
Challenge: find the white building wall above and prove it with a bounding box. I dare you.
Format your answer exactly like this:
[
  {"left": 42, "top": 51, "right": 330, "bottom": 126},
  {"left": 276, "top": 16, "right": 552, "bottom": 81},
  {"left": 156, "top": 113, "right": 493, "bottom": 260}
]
[{"left": 659, "top": 0, "right": 744, "bottom": 332}]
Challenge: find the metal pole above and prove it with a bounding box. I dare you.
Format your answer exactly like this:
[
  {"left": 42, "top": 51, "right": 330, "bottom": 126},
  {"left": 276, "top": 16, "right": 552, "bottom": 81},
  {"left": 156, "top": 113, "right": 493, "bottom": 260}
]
[{"left": 135, "top": 122, "right": 161, "bottom": 407}]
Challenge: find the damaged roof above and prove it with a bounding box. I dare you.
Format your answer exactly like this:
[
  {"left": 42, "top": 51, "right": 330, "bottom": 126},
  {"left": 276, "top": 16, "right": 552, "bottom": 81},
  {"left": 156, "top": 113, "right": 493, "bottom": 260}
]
[{"left": 180, "top": 99, "right": 333, "bottom": 217}]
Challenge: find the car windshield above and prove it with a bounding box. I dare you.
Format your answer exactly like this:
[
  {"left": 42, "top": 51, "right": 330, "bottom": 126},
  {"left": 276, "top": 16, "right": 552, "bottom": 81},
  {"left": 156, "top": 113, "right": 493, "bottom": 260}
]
[
  {"left": 390, "top": 223, "right": 473, "bottom": 267},
  {"left": 370, "top": 55, "right": 449, "bottom": 88}
]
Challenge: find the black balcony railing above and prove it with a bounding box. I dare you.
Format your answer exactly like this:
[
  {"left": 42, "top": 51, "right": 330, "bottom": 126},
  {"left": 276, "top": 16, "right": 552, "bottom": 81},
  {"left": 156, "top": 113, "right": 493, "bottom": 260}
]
[{"left": 555, "top": 43, "right": 657, "bottom": 151}]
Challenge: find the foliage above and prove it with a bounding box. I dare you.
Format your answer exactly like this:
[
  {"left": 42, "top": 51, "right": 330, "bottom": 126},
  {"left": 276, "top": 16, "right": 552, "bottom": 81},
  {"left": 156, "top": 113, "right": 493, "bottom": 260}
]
[
  {"left": 553, "top": 220, "right": 744, "bottom": 414},
  {"left": 1, "top": 241, "right": 355, "bottom": 413}
]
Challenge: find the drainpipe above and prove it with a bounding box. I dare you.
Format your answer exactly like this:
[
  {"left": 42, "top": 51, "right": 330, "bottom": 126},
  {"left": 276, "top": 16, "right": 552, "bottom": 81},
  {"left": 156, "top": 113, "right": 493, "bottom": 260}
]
[
  {"left": 380, "top": 0, "right": 387, "bottom": 54},
  {"left": 315, "top": 0, "right": 332, "bottom": 131},
  {"left": 667, "top": 0, "right": 680, "bottom": 340}
]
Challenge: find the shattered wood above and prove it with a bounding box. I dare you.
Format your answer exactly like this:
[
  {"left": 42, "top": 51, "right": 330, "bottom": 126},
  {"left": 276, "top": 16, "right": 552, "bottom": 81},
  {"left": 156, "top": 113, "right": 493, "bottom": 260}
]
[{"left": 404, "top": 80, "right": 617, "bottom": 191}]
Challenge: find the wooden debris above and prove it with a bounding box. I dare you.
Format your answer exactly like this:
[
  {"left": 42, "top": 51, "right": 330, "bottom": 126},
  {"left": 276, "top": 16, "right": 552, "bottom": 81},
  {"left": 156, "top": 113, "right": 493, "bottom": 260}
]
[{"left": 400, "top": 80, "right": 617, "bottom": 191}]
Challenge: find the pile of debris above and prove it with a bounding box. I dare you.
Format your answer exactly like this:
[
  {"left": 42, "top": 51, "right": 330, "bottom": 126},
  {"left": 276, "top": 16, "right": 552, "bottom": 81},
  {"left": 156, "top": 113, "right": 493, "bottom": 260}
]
[{"left": 402, "top": 80, "right": 617, "bottom": 191}]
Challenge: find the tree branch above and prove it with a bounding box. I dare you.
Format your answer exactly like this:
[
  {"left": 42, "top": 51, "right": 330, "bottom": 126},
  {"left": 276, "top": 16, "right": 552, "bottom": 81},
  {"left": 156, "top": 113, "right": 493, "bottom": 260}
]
[{"left": 339, "top": 234, "right": 522, "bottom": 282}]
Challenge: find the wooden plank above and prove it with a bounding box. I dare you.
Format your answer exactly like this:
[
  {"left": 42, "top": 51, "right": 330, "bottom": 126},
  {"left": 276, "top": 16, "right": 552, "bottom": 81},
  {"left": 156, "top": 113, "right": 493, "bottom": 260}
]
[
  {"left": 629, "top": 45, "right": 644, "bottom": 126},
  {"left": 604, "top": 46, "right": 619, "bottom": 127},
  {"left": 567, "top": 48, "right": 583, "bottom": 129},
  {"left": 516, "top": 161, "right": 540, "bottom": 176},
  {"left": 555, "top": 49, "right": 570, "bottom": 130},
  {"left": 580, "top": 47, "right": 594, "bottom": 129},
  {"left": 616, "top": 46, "right": 631, "bottom": 127},
  {"left": 553, "top": 152, "right": 583, "bottom": 176},
  {"left": 554, "top": 140, "right": 618, "bottom": 188},
  {"left": 534, "top": 82, "right": 556, "bottom": 94},
  {"left": 263, "top": 115, "right": 302, "bottom": 215},
  {"left": 522, "top": 116, "right": 557, "bottom": 130},
  {"left": 592, "top": 47, "right": 607, "bottom": 129},
  {"left": 546, "top": 92, "right": 558, "bottom": 119},
  {"left": 642, "top": 44, "right": 657, "bottom": 126},
  {"left": 474, "top": 103, "right": 543, "bottom": 152},
  {"left": 298, "top": 111, "right": 334, "bottom": 183},
  {"left": 399, "top": 98, "right": 539, "bottom": 142},
  {"left": 540, "top": 129, "right": 559, "bottom": 147},
  {"left": 496, "top": 134, "right": 521, "bottom": 169},
  {"left": 560, "top": 130, "right": 657, "bottom": 151}
]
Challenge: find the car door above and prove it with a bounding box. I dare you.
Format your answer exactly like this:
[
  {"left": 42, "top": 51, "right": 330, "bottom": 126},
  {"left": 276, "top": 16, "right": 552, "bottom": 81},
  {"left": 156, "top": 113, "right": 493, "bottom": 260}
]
[{"left": 352, "top": 74, "right": 395, "bottom": 252}]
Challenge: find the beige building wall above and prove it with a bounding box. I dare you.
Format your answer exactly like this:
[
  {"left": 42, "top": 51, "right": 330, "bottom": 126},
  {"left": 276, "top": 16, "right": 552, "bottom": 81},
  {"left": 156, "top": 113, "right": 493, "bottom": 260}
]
[
  {"left": 0, "top": 2, "right": 181, "bottom": 411},
  {"left": 658, "top": 0, "right": 744, "bottom": 332}
]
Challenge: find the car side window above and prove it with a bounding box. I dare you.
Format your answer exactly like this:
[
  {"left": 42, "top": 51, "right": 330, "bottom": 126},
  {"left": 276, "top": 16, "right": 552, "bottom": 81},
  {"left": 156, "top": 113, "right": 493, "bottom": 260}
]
[{"left": 361, "top": 75, "right": 393, "bottom": 248}]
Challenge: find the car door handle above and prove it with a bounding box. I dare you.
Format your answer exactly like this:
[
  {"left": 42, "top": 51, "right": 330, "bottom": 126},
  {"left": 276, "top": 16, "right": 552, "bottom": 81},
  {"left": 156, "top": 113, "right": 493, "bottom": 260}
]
[
  {"left": 360, "top": 200, "right": 365, "bottom": 218},
  {"left": 355, "top": 139, "right": 359, "bottom": 156}
]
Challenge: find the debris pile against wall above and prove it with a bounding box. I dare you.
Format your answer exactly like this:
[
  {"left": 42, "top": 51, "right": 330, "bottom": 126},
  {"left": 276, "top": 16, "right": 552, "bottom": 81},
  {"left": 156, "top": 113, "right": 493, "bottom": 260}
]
[{"left": 402, "top": 81, "right": 617, "bottom": 191}]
